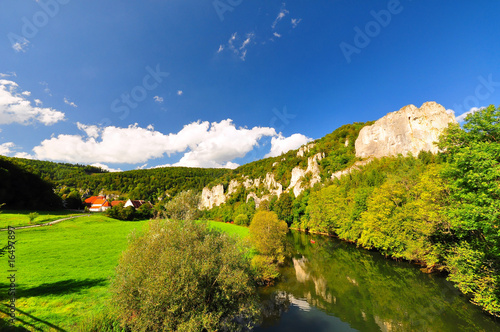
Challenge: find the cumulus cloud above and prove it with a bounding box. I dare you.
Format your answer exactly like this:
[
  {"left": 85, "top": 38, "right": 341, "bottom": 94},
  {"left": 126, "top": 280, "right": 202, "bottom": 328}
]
[
  {"left": 0, "top": 142, "right": 15, "bottom": 155},
  {"left": 264, "top": 133, "right": 313, "bottom": 158},
  {"left": 91, "top": 163, "right": 122, "bottom": 173},
  {"left": 63, "top": 97, "right": 77, "bottom": 108},
  {"left": 22, "top": 91, "right": 31, "bottom": 96},
  {"left": 273, "top": 32, "right": 282, "bottom": 38},
  {"left": 14, "top": 152, "right": 34, "bottom": 159},
  {"left": 154, "top": 96, "right": 164, "bottom": 103},
  {"left": 0, "top": 79, "right": 65, "bottom": 125},
  {"left": 32, "top": 119, "right": 277, "bottom": 168},
  {"left": 456, "top": 106, "right": 486, "bottom": 122},
  {"left": 177, "top": 90, "right": 183, "bottom": 96}
]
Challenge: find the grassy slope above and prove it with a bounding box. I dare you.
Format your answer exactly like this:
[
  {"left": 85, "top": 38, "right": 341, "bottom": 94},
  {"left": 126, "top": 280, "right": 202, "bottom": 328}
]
[{"left": 0, "top": 214, "right": 248, "bottom": 331}]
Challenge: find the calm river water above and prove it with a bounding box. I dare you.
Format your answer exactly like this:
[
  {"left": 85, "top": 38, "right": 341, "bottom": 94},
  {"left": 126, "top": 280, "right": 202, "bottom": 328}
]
[{"left": 255, "top": 231, "right": 500, "bottom": 332}]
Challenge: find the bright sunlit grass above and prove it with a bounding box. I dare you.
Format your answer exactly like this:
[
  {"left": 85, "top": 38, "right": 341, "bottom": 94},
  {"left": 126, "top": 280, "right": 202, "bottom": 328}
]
[{"left": 0, "top": 215, "right": 250, "bottom": 331}]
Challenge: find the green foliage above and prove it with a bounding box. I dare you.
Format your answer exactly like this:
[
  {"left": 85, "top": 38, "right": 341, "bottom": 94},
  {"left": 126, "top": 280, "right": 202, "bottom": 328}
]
[
  {"left": 28, "top": 212, "right": 39, "bottom": 224},
  {"left": 438, "top": 105, "right": 500, "bottom": 316},
  {"left": 163, "top": 190, "right": 201, "bottom": 221},
  {"left": 272, "top": 194, "right": 294, "bottom": 226},
  {"left": 235, "top": 213, "right": 249, "bottom": 226},
  {"left": 105, "top": 203, "right": 153, "bottom": 221},
  {"left": 111, "top": 219, "right": 260, "bottom": 331},
  {"left": 249, "top": 211, "right": 288, "bottom": 264},
  {"left": 0, "top": 156, "right": 62, "bottom": 210}
]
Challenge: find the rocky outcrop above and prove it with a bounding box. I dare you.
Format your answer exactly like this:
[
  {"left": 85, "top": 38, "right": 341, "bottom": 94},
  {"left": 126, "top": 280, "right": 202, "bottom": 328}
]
[
  {"left": 287, "top": 152, "right": 324, "bottom": 197},
  {"left": 355, "top": 102, "right": 456, "bottom": 159},
  {"left": 200, "top": 184, "right": 225, "bottom": 209},
  {"left": 297, "top": 143, "right": 315, "bottom": 157},
  {"left": 332, "top": 158, "right": 373, "bottom": 180}
]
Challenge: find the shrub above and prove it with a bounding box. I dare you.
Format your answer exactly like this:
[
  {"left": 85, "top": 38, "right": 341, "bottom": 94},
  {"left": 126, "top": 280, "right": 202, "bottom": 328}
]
[
  {"left": 235, "top": 214, "right": 249, "bottom": 226},
  {"left": 28, "top": 212, "right": 39, "bottom": 224},
  {"left": 111, "top": 219, "right": 260, "bottom": 331},
  {"left": 249, "top": 211, "right": 288, "bottom": 264},
  {"left": 163, "top": 190, "right": 200, "bottom": 221}
]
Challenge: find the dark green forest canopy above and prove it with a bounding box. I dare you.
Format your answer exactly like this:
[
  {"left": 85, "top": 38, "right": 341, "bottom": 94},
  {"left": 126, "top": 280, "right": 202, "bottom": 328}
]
[{"left": 0, "top": 156, "right": 62, "bottom": 210}]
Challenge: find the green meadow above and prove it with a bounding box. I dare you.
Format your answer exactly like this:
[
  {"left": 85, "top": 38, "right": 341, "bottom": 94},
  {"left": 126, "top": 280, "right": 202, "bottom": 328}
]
[
  {"left": 0, "top": 212, "right": 248, "bottom": 331},
  {"left": 0, "top": 210, "right": 84, "bottom": 229}
]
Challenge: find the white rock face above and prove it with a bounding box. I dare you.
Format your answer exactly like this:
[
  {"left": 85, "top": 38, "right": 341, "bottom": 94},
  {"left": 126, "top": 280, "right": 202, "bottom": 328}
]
[
  {"left": 287, "top": 152, "right": 324, "bottom": 197},
  {"left": 355, "top": 102, "right": 456, "bottom": 159},
  {"left": 227, "top": 180, "right": 240, "bottom": 196},
  {"left": 332, "top": 158, "right": 373, "bottom": 180},
  {"left": 297, "top": 143, "right": 315, "bottom": 157},
  {"left": 200, "top": 184, "right": 225, "bottom": 209}
]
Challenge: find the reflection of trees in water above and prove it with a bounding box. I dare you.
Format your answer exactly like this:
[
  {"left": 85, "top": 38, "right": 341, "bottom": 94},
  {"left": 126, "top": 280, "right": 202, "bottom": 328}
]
[
  {"left": 270, "top": 231, "right": 500, "bottom": 332},
  {"left": 259, "top": 290, "right": 291, "bottom": 326}
]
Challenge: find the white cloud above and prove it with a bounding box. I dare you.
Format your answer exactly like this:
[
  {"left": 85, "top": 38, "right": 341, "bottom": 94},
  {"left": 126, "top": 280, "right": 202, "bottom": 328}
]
[
  {"left": 136, "top": 163, "right": 148, "bottom": 170},
  {"left": 273, "top": 32, "right": 282, "bottom": 38},
  {"left": 63, "top": 97, "right": 77, "bottom": 108},
  {"left": 22, "top": 91, "right": 31, "bottom": 96},
  {"left": 0, "top": 72, "right": 16, "bottom": 78},
  {"left": 0, "top": 142, "right": 33, "bottom": 159},
  {"left": 0, "top": 142, "right": 15, "bottom": 155},
  {"left": 32, "top": 119, "right": 277, "bottom": 168},
  {"left": 264, "top": 133, "right": 313, "bottom": 158},
  {"left": 91, "top": 163, "right": 122, "bottom": 173},
  {"left": 39, "top": 81, "right": 52, "bottom": 96},
  {"left": 177, "top": 90, "right": 183, "bottom": 96},
  {"left": 0, "top": 79, "right": 65, "bottom": 125},
  {"left": 154, "top": 96, "right": 164, "bottom": 103},
  {"left": 272, "top": 5, "right": 290, "bottom": 29},
  {"left": 34, "top": 99, "right": 42, "bottom": 106},
  {"left": 14, "top": 152, "right": 34, "bottom": 159},
  {"left": 456, "top": 106, "right": 486, "bottom": 122},
  {"left": 221, "top": 32, "right": 255, "bottom": 61},
  {"left": 12, "top": 38, "right": 30, "bottom": 52},
  {"left": 291, "top": 18, "right": 302, "bottom": 28}
]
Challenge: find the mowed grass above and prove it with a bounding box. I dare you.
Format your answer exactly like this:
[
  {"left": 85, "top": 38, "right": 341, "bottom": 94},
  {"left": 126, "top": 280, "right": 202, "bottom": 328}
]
[
  {"left": 0, "top": 210, "right": 84, "bottom": 229},
  {"left": 0, "top": 216, "right": 250, "bottom": 331},
  {"left": 0, "top": 215, "right": 148, "bottom": 331}
]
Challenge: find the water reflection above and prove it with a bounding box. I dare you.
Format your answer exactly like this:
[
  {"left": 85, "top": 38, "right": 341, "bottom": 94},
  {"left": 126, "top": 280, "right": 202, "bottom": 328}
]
[{"left": 255, "top": 231, "right": 500, "bottom": 332}]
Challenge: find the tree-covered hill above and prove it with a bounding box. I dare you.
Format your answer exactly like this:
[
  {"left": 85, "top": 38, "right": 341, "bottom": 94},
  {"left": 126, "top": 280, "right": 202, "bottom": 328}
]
[{"left": 0, "top": 156, "right": 62, "bottom": 210}]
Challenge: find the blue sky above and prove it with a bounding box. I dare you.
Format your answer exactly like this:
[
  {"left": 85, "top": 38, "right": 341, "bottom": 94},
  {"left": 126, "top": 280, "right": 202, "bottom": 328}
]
[{"left": 0, "top": 0, "right": 499, "bottom": 171}]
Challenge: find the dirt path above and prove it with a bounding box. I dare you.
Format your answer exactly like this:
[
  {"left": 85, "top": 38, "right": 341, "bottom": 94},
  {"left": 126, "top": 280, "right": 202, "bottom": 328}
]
[{"left": 0, "top": 214, "right": 91, "bottom": 231}]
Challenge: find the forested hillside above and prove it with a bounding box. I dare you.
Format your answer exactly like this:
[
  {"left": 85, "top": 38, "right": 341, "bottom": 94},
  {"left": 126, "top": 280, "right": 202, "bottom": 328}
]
[
  {"left": 0, "top": 157, "right": 62, "bottom": 210},
  {"left": 203, "top": 106, "right": 500, "bottom": 317}
]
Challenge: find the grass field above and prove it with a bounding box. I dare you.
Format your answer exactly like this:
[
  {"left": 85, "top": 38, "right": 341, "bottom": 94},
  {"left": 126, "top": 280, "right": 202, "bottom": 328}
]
[
  {"left": 0, "top": 210, "right": 84, "bottom": 229},
  {"left": 0, "top": 214, "right": 249, "bottom": 331}
]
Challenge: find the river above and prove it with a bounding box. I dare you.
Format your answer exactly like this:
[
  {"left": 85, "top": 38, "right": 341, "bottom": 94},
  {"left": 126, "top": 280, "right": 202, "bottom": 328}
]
[{"left": 255, "top": 231, "right": 500, "bottom": 332}]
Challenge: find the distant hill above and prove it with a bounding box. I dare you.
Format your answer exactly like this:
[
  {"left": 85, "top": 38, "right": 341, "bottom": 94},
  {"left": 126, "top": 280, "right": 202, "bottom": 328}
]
[{"left": 0, "top": 156, "right": 62, "bottom": 210}]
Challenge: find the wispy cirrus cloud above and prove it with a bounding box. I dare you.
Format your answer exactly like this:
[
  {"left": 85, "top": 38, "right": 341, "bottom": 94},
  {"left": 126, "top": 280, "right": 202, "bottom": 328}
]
[{"left": 63, "top": 97, "right": 77, "bottom": 108}]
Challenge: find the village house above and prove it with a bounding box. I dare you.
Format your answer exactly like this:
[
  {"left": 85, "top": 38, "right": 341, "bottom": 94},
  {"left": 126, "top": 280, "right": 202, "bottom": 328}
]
[{"left": 84, "top": 196, "right": 150, "bottom": 212}]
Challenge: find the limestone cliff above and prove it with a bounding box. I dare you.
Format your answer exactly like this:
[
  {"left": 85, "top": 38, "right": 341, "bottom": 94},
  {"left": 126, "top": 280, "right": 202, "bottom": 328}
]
[{"left": 355, "top": 102, "right": 456, "bottom": 159}]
